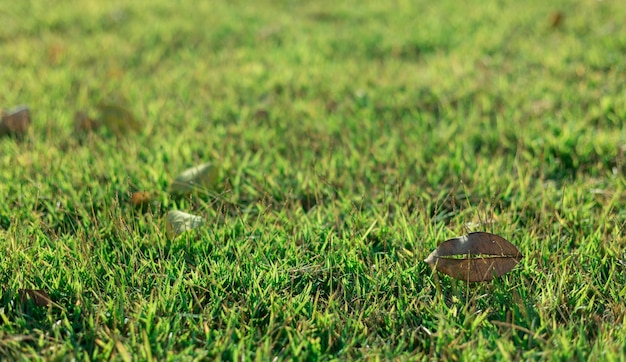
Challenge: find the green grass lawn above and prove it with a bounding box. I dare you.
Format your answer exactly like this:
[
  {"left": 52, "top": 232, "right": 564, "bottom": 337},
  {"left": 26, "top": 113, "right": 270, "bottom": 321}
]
[{"left": 1, "top": 0, "right": 625, "bottom": 359}]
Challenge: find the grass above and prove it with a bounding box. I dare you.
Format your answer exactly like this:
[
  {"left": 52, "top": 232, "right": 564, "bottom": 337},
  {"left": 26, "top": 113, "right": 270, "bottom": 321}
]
[{"left": 1, "top": 0, "right": 625, "bottom": 359}]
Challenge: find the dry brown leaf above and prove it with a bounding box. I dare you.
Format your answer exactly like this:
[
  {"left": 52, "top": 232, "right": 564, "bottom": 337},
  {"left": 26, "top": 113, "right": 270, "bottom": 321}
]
[
  {"left": 0, "top": 105, "right": 31, "bottom": 137},
  {"left": 130, "top": 191, "right": 152, "bottom": 209},
  {"left": 18, "top": 289, "right": 52, "bottom": 307},
  {"left": 549, "top": 12, "right": 564, "bottom": 28},
  {"left": 424, "top": 232, "right": 522, "bottom": 282},
  {"left": 97, "top": 101, "right": 142, "bottom": 135},
  {"left": 74, "top": 111, "right": 101, "bottom": 133}
]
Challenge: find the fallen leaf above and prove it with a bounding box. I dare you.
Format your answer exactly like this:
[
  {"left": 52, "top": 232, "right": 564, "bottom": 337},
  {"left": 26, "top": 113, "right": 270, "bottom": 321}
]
[
  {"left": 47, "top": 43, "right": 65, "bottom": 64},
  {"left": 0, "top": 105, "right": 30, "bottom": 137},
  {"left": 97, "top": 101, "right": 141, "bottom": 135},
  {"left": 131, "top": 191, "right": 152, "bottom": 207},
  {"left": 253, "top": 108, "right": 269, "bottom": 120},
  {"left": 74, "top": 111, "right": 101, "bottom": 133},
  {"left": 18, "top": 289, "right": 52, "bottom": 307},
  {"left": 169, "top": 163, "right": 220, "bottom": 195},
  {"left": 424, "top": 232, "right": 522, "bottom": 282},
  {"left": 549, "top": 11, "right": 564, "bottom": 28},
  {"left": 165, "top": 210, "right": 204, "bottom": 239}
]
